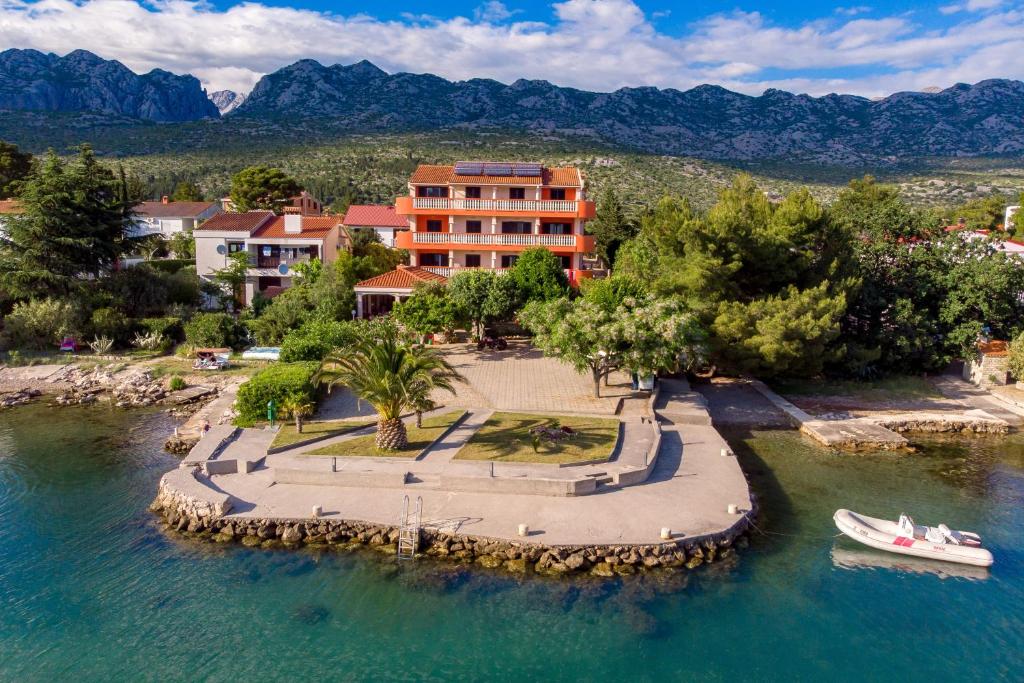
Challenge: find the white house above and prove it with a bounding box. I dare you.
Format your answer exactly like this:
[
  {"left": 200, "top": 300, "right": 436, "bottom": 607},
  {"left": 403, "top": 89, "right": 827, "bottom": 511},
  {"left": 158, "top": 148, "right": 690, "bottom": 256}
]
[
  {"left": 129, "top": 197, "right": 222, "bottom": 239},
  {"left": 341, "top": 204, "right": 408, "bottom": 248},
  {"left": 1005, "top": 205, "right": 1020, "bottom": 233},
  {"left": 194, "top": 209, "right": 344, "bottom": 305}
]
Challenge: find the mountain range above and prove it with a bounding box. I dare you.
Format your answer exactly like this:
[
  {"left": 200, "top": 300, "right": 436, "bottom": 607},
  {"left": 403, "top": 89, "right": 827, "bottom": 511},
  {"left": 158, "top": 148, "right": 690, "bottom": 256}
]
[
  {"left": 0, "top": 49, "right": 219, "bottom": 122},
  {"left": 2, "top": 48, "right": 1024, "bottom": 164}
]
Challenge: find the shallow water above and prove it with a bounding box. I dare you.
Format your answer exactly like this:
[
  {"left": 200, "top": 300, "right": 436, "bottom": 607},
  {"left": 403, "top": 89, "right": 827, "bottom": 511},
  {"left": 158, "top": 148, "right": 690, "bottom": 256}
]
[{"left": 1, "top": 406, "right": 1022, "bottom": 681}]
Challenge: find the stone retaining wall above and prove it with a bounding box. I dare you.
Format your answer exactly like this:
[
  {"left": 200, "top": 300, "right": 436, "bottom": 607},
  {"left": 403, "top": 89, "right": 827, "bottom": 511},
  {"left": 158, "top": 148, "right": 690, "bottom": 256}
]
[{"left": 151, "top": 470, "right": 754, "bottom": 578}]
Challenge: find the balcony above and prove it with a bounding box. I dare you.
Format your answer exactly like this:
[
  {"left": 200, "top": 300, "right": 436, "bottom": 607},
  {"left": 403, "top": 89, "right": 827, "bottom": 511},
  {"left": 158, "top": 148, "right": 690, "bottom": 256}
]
[
  {"left": 395, "top": 231, "right": 595, "bottom": 253},
  {"left": 395, "top": 195, "right": 596, "bottom": 219},
  {"left": 420, "top": 266, "right": 596, "bottom": 287},
  {"left": 247, "top": 254, "right": 313, "bottom": 277}
]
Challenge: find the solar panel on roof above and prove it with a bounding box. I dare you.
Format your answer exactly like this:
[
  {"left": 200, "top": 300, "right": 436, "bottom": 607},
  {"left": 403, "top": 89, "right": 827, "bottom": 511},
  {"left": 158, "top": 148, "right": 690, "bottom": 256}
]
[
  {"left": 454, "top": 162, "right": 484, "bottom": 175},
  {"left": 483, "top": 163, "right": 513, "bottom": 176},
  {"left": 513, "top": 163, "right": 542, "bottom": 177}
]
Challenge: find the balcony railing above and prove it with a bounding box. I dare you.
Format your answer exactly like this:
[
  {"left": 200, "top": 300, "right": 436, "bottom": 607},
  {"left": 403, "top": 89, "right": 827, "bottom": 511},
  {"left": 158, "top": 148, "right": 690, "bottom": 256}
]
[
  {"left": 410, "top": 232, "right": 579, "bottom": 247},
  {"left": 421, "top": 265, "right": 595, "bottom": 286},
  {"left": 250, "top": 255, "right": 313, "bottom": 269},
  {"left": 411, "top": 197, "right": 579, "bottom": 213}
]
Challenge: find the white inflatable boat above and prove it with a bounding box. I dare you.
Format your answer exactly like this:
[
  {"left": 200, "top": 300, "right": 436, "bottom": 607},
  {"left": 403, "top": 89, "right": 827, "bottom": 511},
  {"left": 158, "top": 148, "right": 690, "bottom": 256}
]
[{"left": 833, "top": 509, "right": 994, "bottom": 568}]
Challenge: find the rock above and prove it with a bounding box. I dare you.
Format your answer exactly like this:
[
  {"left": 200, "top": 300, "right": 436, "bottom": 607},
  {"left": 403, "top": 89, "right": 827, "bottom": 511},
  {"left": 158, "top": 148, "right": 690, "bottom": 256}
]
[
  {"left": 643, "top": 556, "right": 661, "bottom": 568},
  {"left": 564, "top": 552, "right": 589, "bottom": 571},
  {"left": 281, "top": 526, "right": 303, "bottom": 543},
  {"left": 503, "top": 559, "right": 529, "bottom": 574},
  {"left": 685, "top": 556, "right": 704, "bottom": 570},
  {"left": 241, "top": 535, "right": 262, "bottom": 547},
  {"left": 477, "top": 555, "right": 503, "bottom": 569},
  {"left": 374, "top": 543, "right": 398, "bottom": 554},
  {"left": 590, "top": 562, "right": 615, "bottom": 577},
  {"left": 261, "top": 539, "right": 283, "bottom": 550},
  {"left": 613, "top": 563, "right": 637, "bottom": 575},
  {"left": 213, "top": 532, "right": 234, "bottom": 543}
]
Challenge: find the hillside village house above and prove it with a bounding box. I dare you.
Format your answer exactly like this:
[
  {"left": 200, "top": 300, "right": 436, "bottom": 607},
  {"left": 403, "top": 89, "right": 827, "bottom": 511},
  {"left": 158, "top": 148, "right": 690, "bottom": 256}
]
[
  {"left": 354, "top": 161, "right": 596, "bottom": 318},
  {"left": 341, "top": 204, "right": 407, "bottom": 247},
  {"left": 195, "top": 209, "right": 342, "bottom": 306},
  {"left": 221, "top": 190, "right": 323, "bottom": 216},
  {"left": 128, "top": 197, "right": 222, "bottom": 239}
]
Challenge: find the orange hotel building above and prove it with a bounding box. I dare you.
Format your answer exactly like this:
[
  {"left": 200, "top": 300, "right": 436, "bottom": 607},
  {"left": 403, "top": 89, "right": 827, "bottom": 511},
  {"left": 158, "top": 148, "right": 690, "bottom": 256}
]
[{"left": 354, "top": 161, "right": 596, "bottom": 318}]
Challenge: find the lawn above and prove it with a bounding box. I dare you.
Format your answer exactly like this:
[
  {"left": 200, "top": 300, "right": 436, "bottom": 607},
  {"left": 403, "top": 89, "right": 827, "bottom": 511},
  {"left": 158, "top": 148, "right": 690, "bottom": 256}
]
[
  {"left": 306, "top": 410, "right": 466, "bottom": 458},
  {"left": 270, "top": 419, "right": 375, "bottom": 450},
  {"left": 455, "top": 412, "right": 620, "bottom": 465},
  {"left": 770, "top": 375, "right": 942, "bottom": 401}
]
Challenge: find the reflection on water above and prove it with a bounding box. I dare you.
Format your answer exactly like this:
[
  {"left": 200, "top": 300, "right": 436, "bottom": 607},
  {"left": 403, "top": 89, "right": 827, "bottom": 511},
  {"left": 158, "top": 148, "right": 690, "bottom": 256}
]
[
  {"left": 0, "top": 407, "right": 1022, "bottom": 681},
  {"left": 831, "top": 545, "right": 991, "bottom": 582}
]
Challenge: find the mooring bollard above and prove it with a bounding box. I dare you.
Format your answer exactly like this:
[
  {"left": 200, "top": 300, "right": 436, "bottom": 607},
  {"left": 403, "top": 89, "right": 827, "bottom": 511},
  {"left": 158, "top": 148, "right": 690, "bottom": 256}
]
[
  {"left": 727, "top": 503, "right": 739, "bottom": 515},
  {"left": 312, "top": 505, "right": 322, "bottom": 518},
  {"left": 332, "top": 457, "right": 337, "bottom": 473},
  {"left": 660, "top": 527, "right": 672, "bottom": 540},
  {"left": 490, "top": 462, "right": 495, "bottom": 478},
  {"left": 518, "top": 524, "right": 529, "bottom": 537},
  {"left": 720, "top": 448, "right": 731, "bottom": 457}
]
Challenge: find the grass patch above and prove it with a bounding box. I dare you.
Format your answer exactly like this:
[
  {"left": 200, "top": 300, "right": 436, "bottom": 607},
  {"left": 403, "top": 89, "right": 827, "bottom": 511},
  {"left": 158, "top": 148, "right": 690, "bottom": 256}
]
[
  {"left": 306, "top": 410, "right": 466, "bottom": 458},
  {"left": 455, "top": 412, "right": 620, "bottom": 465},
  {"left": 148, "top": 357, "right": 259, "bottom": 379},
  {"left": 770, "top": 375, "right": 941, "bottom": 401},
  {"left": 270, "top": 419, "right": 375, "bottom": 450}
]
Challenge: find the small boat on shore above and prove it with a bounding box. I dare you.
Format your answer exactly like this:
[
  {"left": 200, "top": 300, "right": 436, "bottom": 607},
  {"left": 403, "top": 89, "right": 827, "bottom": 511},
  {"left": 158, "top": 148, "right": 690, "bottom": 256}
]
[{"left": 833, "top": 509, "right": 994, "bottom": 567}]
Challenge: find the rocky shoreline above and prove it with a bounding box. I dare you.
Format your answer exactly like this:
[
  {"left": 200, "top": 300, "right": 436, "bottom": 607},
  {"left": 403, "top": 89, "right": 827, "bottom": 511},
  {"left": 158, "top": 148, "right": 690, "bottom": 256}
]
[{"left": 150, "top": 474, "right": 755, "bottom": 578}]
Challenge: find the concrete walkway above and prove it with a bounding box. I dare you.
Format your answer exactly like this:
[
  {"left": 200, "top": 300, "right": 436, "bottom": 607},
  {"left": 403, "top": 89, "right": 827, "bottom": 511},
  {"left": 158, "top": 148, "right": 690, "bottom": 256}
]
[
  {"left": 930, "top": 373, "right": 1024, "bottom": 426},
  {"left": 175, "top": 380, "right": 753, "bottom": 546}
]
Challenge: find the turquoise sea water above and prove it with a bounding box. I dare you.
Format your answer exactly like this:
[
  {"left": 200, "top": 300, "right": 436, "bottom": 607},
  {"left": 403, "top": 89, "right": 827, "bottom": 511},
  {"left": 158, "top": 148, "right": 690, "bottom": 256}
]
[{"left": 1, "top": 405, "right": 1023, "bottom": 681}]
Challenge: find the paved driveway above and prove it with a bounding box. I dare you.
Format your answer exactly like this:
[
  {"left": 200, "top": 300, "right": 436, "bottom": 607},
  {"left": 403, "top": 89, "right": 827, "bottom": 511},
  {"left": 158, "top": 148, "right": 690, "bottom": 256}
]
[{"left": 432, "top": 341, "right": 632, "bottom": 415}]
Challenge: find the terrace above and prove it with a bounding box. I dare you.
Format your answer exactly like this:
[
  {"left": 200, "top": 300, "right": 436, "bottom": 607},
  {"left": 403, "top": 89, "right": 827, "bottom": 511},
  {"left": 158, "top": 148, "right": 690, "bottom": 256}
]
[{"left": 395, "top": 231, "right": 594, "bottom": 251}]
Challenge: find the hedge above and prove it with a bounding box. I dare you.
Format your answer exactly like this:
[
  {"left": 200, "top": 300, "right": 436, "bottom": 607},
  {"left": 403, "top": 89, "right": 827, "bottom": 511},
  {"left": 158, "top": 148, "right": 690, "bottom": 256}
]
[
  {"left": 184, "top": 312, "right": 246, "bottom": 349},
  {"left": 280, "top": 320, "right": 359, "bottom": 362},
  {"left": 146, "top": 259, "right": 194, "bottom": 274},
  {"left": 235, "top": 362, "right": 318, "bottom": 425}
]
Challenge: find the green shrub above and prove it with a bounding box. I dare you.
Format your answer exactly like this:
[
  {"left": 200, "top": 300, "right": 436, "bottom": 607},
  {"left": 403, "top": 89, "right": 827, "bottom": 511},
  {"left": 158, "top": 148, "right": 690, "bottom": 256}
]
[
  {"left": 280, "top": 320, "right": 359, "bottom": 362},
  {"left": 184, "top": 312, "right": 246, "bottom": 349},
  {"left": 235, "top": 362, "right": 318, "bottom": 425},
  {"left": 169, "top": 376, "right": 187, "bottom": 391},
  {"left": 166, "top": 267, "right": 201, "bottom": 307},
  {"left": 140, "top": 316, "right": 184, "bottom": 342},
  {"left": 90, "top": 307, "right": 132, "bottom": 345},
  {"left": 1, "top": 299, "right": 79, "bottom": 350},
  {"left": 146, "top": 259, "right": 193, "bottom": 274}
]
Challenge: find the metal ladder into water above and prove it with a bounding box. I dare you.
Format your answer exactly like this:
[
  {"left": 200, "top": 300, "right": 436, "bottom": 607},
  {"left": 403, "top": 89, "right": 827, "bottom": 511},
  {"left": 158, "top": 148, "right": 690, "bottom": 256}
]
[{"left": 397, "top": 495, "right": 422, "bottom": 560}]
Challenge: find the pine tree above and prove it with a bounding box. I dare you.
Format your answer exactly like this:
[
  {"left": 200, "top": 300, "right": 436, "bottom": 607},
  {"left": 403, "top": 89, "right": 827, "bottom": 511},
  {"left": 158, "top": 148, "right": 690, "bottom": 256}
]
[
  {"left": 0, "top": 141, "right": 33, "bottom": 199},
  {"left": 0, "top": 146, "right": 135, "bottom": 300},
  {"left": 588, "top": 188, "right": 635, "bottom": 268}
]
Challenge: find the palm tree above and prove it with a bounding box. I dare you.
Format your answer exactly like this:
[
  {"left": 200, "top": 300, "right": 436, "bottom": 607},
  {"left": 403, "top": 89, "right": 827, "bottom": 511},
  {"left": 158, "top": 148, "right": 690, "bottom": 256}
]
[
  {"left": 279, "top": 395, "right": 314, "bottom": 434},
  {"left": 315, "top": 332, "right": 463, "bottom": 450}
]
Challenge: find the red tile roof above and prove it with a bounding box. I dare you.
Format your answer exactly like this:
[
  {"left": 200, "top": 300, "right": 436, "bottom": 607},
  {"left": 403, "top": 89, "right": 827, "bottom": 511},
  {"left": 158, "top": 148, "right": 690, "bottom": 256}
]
[
  {"left": 0, "top": 199, "right": 21, "bottom": 214},
  {"left": 978, "top": 340, "right": 1010, "bottom": 357},
  {"left": 409, "top": 165, "right": 582, "bottom": 187},
  {"left": 136, "top": 200, "right": 219, "bottom": 218},
  {"left": 342, "top": 204, "right": 406, "bottom": 227},
  {"left": 253, "top": 215, "right": 340, "bottom": 239},
  {"left": 355, "top": 265, "right": 447, "bottom": 290},
  {"left": 197, "top": 211, "right": 274, "bottom": 232}
]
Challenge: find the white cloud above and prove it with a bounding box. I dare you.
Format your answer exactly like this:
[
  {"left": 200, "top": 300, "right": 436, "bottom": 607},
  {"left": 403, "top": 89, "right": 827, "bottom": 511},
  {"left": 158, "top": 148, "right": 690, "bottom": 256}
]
[
  {"left": 0, "top": 0, "right": 1021, "bottom": 99},
  {"left": 940, "top": 0, "right": 1004, "bottom": 14},
  {"left": 474, "top": 1, "right": 518, "bottom": 22},
  {"left": 835, "top": 6, "right": 872, "bottom": 16}
]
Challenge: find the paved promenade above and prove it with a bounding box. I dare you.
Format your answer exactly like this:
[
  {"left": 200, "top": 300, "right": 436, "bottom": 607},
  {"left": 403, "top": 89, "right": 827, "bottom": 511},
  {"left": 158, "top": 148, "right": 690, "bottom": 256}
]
[{"left": 180, "top": 379, "right": 753, "bottom": 547}]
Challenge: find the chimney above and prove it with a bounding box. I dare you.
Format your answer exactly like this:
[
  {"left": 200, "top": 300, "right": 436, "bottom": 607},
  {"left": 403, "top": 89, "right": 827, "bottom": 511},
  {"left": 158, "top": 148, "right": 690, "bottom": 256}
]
[
  {"left": 161, "top": 195, "right": 169, "bottom": 204},
  {"left": 284, "top": 207, "right": 302, "bottom": 233}
]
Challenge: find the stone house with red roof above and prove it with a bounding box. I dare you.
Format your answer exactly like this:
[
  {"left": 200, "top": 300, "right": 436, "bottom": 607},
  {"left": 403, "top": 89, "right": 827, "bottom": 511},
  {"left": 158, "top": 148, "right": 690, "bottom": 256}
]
[
  {"left": 353, "top": 265, "right": 447, "bottom": 319},
  {"left": 341, "top": 204, "right": 408, "bottom": 248},
  {"left": 129, "top": 196, "right": 222, "bottom": 239},
  {"left": 195, "top": 209, "right": 343, "bottom": 306}
]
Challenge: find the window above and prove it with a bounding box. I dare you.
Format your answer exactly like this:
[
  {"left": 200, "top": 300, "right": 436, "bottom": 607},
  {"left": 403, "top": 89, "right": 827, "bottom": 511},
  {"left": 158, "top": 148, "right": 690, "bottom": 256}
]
[
  {"left": 509, "top": 187, "right": 526, "bottom": 200},
  {"left": 542, "top": 222, "right": 572, "bottom": 235},
  {"left": 416, "top": 186, "right": 449, "bottom": 198},
  {"left": 426, "top": 220, "right": 443, "bottom": 232},
  {"left": 465, "top": 220, "right": 482, "bottom": 234},
  {"left": 556, "top": 255, "right": 571, "bottom": 269},
  {"left": 501, "top": 255, "right": 519, "bottom": 268},
  {"left": 501, "top": 221, "right": 532, "bottom": 234},
  {"left": 465, "top": 186, "right": 481, "bottom": 199},
  {"left": 258, "top": 276, "right": 282, "bottom": 289},
  {"left": 419, "top": 253, "right": 446, "bottom": 266},
  {"left": 227, "top": 241, "right": 245, "bottom": 253},
  {"left": 465, "top": 254, "right": 481, "bottom": 267},
  {"left": 550, "top": 188, "right": 566, "bottom": 200}
]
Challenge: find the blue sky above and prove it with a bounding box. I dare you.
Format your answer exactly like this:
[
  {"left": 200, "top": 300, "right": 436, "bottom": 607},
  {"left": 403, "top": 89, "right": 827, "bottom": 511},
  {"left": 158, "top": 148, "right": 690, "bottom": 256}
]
[{"left": 0, "top": 0, "right": 1019, "bottom": 96}]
